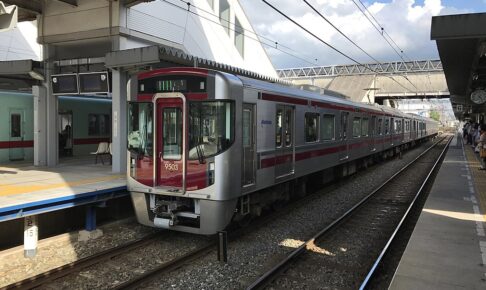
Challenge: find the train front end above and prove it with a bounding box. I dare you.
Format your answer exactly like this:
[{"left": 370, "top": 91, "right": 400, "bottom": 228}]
[{"left": 127, "top": 68, "right": 241, "bottom": 235}]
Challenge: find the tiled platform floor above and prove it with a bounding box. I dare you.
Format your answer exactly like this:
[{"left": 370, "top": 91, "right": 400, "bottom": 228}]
[
  {"left": 0, "top": 156, "right": 126, "bottom": 210},
  {"left": 389, "top": 134, "right": 486, "bottom": 289}
]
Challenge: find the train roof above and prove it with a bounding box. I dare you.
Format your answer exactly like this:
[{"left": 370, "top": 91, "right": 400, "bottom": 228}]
[{"left": 236, "top": 74, "right": 412, "bottom": 118}]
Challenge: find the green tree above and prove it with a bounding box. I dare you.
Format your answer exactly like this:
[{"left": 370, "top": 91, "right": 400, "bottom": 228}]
[{"left": 429, "top": 110, "right": 440, "bottom": 122}]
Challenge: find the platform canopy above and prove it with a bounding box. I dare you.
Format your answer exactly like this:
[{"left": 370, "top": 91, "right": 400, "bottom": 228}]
[
  {"left": 105, "top": 44, "right": 286, "bottom": 84},
  {"left": 0, "top": 59, "right": 43, "bottom": 91},
  {"left": 431, "top": 12, "right": 486, "bottom": 119},
  {"left": 0, "top": 0, "right": 154, "bottom": 21}
]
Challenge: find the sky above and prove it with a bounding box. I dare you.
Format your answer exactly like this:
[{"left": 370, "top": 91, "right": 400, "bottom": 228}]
[{"left": 240, "top": 0, "right": 486, "bottom": 69}]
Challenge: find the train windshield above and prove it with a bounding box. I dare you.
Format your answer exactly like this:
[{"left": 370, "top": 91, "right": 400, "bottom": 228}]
[
  {"left": 128, "top": 102, "right": 153, "bottom": 156},
  {"left": 188, "top": 101, "right": 234, "bottom": 161}
]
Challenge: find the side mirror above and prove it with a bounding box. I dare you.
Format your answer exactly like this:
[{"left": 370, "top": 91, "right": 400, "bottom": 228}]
[{"left": 0, "top": 2, "right": 18, "bottom": 33}]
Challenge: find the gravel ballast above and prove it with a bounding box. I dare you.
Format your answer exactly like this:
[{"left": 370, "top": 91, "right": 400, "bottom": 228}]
[{"left": 0, "top": 141, "right": 434, "bottom": 289}]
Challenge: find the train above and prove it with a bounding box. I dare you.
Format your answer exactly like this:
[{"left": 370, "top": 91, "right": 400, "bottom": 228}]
[
  {"left": 127, "top": 67, "right": 438, "bottom": 235},
  {"left": 0, "top": 92, "right": 112, "bottom": 164}
]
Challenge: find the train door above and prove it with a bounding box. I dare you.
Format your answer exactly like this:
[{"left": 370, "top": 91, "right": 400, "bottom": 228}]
[
  {"left": 275, "top": 105, "right": 294, "bottom": 179},
  {"left": 9, "top": 109, "right": 25, "bottom": 161},
  {"left": 413, "top": 120, "right": 417, "bottom": 140},
  {"left": 242, "top": 103, "right": 256, "bottom": 186},
  {"left": 370, "top": 115, "right": 376, "bottom": 151},
  {"left": 156, "top": 95, "right": 185, "bottom": 189},
  {"left": 339, "top": 111, "right": 349, "bottom": 161}
]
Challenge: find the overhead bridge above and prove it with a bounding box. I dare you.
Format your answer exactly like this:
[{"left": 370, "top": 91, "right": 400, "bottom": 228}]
[{"left": 277, "top": 60, "right": 449, "bottom": 104}]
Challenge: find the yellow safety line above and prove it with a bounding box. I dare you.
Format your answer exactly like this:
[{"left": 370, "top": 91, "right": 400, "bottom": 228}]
[
  {"left": 0, "top": 175, "right": 124, "bottom": 197},
  {"left": 463, "top": 144, "right": 486, "bottom": 221}
]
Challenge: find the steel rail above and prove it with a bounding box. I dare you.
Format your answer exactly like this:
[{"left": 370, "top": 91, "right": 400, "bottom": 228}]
[
  {"left": 359, "top": 136, "right": 452, "bottom": 289},
  {"left": 246, "top": 136, "right": 448, "bottom": 290},
  {"left": 1, "top": 231, "right": 163, "bottom": 290},
  {"left": 113, "top": 242, "right": 215, "bottom": 290}
]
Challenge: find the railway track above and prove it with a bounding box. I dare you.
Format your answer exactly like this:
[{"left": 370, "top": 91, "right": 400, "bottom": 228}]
[
  {"left": 2, "top": 139, "right": 444, "bottom": 290},
  {"left": 246, "top": 136, "right": 451, "bottom": 289},
  {"left": 1, "top": 231, "right": 163, "bottom": 290}
]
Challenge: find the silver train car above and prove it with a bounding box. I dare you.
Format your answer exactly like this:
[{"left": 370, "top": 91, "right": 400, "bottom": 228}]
[{"left": 127, "top": 67, "right": 438, "bottom": 234}]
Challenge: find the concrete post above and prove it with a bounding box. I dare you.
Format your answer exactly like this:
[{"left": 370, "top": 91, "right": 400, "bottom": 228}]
[
  {"left": 43, "top": 45, "right": 58, "bottom": 166},
  {"left": 24, "top": 215, "right": 38, "bottom": 258},
  {"left": 111, "top": 69, "right": 127, "bottom": 173},
  {"left": 33, "top": 86, "right": 47, "bottom": 166}
]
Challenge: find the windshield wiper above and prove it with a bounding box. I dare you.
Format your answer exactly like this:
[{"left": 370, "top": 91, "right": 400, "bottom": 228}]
[{"left": 196, "top": 142, "right": 206, "bottom": 164}]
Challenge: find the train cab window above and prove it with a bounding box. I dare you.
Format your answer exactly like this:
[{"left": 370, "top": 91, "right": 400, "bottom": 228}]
[
  {"left": 390, "top": 118, "right": 394, "bottom": 134},
  {"left": 188, "top": 101, "right": 235, "bottom": 160},
  {"left": 276, "top": 109, "right": 283, "bottom": 148},
  {"left": 163, "top": 108, "right": 183, "bottom": 160},
  {"left": 352, "top": 117, "right": 361, "bottom": 138},
  {"left": 305, "top": 113, "right": 319, "bottom": 143},
  {"left": 321, "top": 114, "right": 335, "bottom": 140},
  {"left": 128, "top": 102, "right": 153, "bottom": 157},
  {"left": 385, "top": 119, "right": 389, "bottom": 135},
  {"left": 361, "top": 118, "right": 369, "bottom": 137}
]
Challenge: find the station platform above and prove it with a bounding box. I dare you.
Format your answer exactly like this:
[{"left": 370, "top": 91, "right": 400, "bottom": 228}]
[
  {"left": 0, "top": 157, "right": 127, "bottom": 222},
  {"left": 389, "top": 135, "right": 486, "bottom": 289}
]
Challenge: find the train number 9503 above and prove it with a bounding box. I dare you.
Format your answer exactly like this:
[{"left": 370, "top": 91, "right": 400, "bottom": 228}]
[{"left": 164, "top": 162, "right": 179, "bottom": 172}]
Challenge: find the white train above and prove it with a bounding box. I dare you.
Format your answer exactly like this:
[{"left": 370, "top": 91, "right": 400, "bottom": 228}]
[{"left": 127, "top": 67, "right": 438, "bottom": 234}]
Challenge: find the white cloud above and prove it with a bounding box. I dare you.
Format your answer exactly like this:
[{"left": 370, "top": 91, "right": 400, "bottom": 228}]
[{"left": 240, "top": 0, "right": 469, "bottom": 68}]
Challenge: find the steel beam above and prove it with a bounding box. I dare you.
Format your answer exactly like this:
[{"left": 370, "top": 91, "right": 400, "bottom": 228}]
[{"left": 277, "top": 60, "right": 443, "bottom": 78}]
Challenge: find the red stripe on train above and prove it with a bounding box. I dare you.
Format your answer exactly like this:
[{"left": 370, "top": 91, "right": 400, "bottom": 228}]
[{"left": 0, "top": 140, "right": 34, "bottom": 149}]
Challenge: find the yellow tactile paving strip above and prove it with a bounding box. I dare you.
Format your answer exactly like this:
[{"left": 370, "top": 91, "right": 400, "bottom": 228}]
[
  {"left": 0, "top": 174, "right": 124, "bottom": 197},
  {"left": 463, "top": 144, "right": 486, "bottom": 220}
]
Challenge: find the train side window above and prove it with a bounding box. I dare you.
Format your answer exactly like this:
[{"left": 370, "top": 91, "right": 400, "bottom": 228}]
[
  {"left": 352, "top": 117, "right": 361, "bottom": 138},
  {"left": 10, "top": 114, "right": 21, "bottom": 137},
  {"left": 88, "top": 114, "right": 111, "bottom": 136},
  {"left": 285, "top": 108, "right": 292, "bottom": 147},
  {"left": 321, "top": 114, "right": 335, "bottom": 140},
  {"left": 361, "top": 118, "right": 369, "bottom": 137},
  {"left": 304, "top": 113, "right": 319, "bottom": 143},
  {"left": 385, "top": 118, "right": 389, "bottom": 135},
  {"left": 378, "top": 118, "right": 383, "bottom": 135},
  {"left": 276, "top": 109, "right": 283, "bottom": 148}
]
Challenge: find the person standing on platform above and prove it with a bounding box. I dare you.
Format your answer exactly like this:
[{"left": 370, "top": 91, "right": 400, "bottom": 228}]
[
  {"left": 478, "top": 124, "right": 486, "bottom": 170},
  {"left": 464, "top": 121, "right": 472, "bottom": 143}
]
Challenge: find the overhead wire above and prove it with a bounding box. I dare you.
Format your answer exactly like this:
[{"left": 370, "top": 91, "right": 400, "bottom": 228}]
[
  {"left": 349, "top": 0, "right": 418, "bottom": 92},
  {"left": 352, "top": 0, "right": 412, "bottom": 62},
  {"left": 262, "top": 0, "right": 414, "bottom": 94},
  {"left": 301, "top": 0, "right": 417, "bottom": 93},
  {"left": 302, "top": 0, "right": 381, "bottom": 64},
  {"left": 165, "top": 0, "right": 319, "bottom": 66}
]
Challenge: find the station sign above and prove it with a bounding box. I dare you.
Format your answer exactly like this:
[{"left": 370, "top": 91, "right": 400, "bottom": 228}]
[
  {"left": 51, "top": 72, "right": 111, "bottom": 96},
  {"left": 51, "top": 74, "right": 78, "bottom": 95}
]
